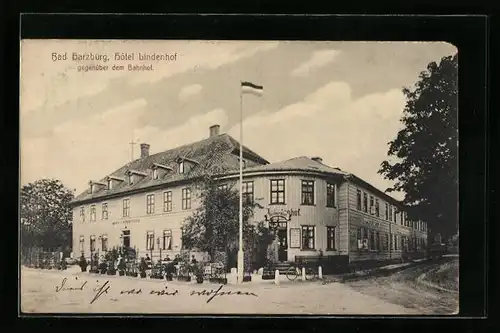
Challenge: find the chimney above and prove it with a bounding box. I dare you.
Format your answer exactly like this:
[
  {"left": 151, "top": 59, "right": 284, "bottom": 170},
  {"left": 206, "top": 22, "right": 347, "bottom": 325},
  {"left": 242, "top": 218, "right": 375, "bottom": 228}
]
[
  {"left": 140, "top": 143, "right": 150, "bottom": 158},
  {"left": 311, "top": 156, "right": 323, "bottom": 163},
  {"left": 209, "top": 124, "right": 220, "bottom": 137}
]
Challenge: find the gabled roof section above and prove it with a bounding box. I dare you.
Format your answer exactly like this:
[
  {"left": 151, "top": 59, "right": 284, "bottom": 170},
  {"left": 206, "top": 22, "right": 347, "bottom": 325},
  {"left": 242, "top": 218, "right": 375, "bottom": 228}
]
[
  {"left": 239, "top": 156, "right": 349, "bottom": 176},
  {"left": 71, "top": 133, "right": 269, "bottom": 205}
]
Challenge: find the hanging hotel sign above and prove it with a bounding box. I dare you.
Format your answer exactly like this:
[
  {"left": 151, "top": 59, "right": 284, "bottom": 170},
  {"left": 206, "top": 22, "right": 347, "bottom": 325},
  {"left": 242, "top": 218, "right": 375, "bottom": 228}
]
[
  {"left": 112, "top": 219, "right": 140, "bottom": 226},
  {"left": 289, "top": 228, "right": 301, "bottom": 248}
]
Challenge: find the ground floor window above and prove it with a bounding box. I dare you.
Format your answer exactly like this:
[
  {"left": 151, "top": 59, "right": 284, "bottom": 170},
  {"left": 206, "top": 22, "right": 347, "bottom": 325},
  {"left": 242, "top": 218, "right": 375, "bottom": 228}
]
[
  {"left": 146, "top": 231, "right": 155, "bottom": 250},
  {"left": 79, "top": 236, "right": 84, "bottom": 252},
  {"left": 122, "top": 230, "right": 131, "bottom": 248},
  {"left": 163, "top": 229, "right": 172, "bottom": 250},
  {"left": 301, "top": 226, "right": 315, "bottom": 250},
  {"left": 101, "top": 235, "right": 108, "bottom": 251},
  {"left": 326, "top": 226, "right": 336, "bottom": 250},
  {"left": 369, "top": 230, "right": 375, "bottom": 250},
  {"left": 394, "top": 235, "right": 398, "bottom": 251},
  {"left": 90, "top": 235, "right": 96, "bottom": 252}
]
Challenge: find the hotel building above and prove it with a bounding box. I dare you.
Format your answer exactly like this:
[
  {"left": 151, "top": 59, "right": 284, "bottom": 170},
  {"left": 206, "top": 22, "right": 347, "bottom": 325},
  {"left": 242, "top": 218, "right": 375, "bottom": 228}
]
[{"left": 71, "top": 125, "right": 428, "bottom": 266}]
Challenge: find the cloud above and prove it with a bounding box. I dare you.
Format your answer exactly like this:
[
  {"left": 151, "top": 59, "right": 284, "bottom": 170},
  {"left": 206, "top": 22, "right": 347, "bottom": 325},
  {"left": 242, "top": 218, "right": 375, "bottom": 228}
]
[
  {"left": 178, "top": 84, "right": 203, "bottom": 102},
  {"left": 228, "top": 81, "right": 406, "bottom": 200},
  {"left": 21, "top": 101, "right": 228, "bottom": 194},
  {"left": 291, "top": 49, "right": 341, "bottom": 77}
]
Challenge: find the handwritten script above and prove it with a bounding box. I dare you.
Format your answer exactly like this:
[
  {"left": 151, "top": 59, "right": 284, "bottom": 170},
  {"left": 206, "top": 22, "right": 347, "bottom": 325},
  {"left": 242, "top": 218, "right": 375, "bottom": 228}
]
[{"left": 54, "top": 278, "right": 258, "bottom": 304}]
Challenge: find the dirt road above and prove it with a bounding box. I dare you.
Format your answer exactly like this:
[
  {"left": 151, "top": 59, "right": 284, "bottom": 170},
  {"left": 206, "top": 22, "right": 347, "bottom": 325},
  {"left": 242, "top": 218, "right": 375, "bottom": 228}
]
[{"left": 341, "top": 258, "right": 459, "bottom": 315}]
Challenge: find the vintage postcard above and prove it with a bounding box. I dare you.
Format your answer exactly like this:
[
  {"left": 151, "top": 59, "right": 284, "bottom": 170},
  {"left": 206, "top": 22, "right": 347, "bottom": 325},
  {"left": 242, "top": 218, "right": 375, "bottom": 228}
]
[{"left": 20, "top": 39, "right": 459, "bottom": 315}]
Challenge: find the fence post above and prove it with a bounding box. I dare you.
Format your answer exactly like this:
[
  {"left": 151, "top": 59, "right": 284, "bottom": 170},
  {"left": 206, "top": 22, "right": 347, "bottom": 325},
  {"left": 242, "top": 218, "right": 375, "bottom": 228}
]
[
  {"left": 301, "top": 267, "right": 306, "bottom": 281},
  {"left": 318, "top": 266, "right": 323, "bottom": 279}
]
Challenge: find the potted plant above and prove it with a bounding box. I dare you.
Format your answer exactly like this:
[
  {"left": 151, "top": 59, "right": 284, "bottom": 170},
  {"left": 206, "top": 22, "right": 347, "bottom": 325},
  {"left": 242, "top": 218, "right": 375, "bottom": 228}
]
[
  {"left": 139, "top": 258, "right": 148, "bottom": 278},
  {"left": 118, "top": 258, "right": 126, "bottom": 276},
  {"left": 78, "top": 255, "right": 88, "bottom": 272},
  {"left": 193, "top": 262, "right": 205, "bottom": 284},
  {"left": 177, "top": 263, "right": 191, "bottom": 282}
]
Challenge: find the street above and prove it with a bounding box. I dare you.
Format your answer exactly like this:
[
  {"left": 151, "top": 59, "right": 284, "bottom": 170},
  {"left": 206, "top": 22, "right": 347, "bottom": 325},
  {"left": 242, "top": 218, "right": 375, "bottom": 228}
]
[
  {"left": 338, "top": 257, "right": 459, "bottom": 315},
  {"left": 21, "top": 266, "right": 420, "bottom": 315}
]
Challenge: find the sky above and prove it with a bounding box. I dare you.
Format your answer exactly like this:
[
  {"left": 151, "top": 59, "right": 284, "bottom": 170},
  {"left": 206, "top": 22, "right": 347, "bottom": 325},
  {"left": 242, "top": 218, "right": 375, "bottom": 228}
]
[{"left": 20, "top": 40, "right": 457, "bottom": 200}]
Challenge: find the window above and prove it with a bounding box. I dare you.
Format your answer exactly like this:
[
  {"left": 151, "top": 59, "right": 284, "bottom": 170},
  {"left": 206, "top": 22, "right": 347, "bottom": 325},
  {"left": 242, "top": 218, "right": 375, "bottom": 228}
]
[
  {"left": 376, "top": 231, "right": 380, "bottom": 251},
  {"left": 326, "top": 183, "right": 336, "bottom": 207},
  {"left": 363, "top": 193, "right": 368, "bottom": 213},
  {"left": 163, "top": 191, "right": 172, "bottom": 212},
  {"left": 90, "top": 235, "right": 96, "bottom": 252},
  {"left": 270, "top": 179, "right": 285, "bottom": 204},
  {"left": 385, "top": 233, "right": 389, "bottom": 251},
  {"left": 326, "top": 226, "right": 336, "bottom": 250},
  {"left": 394, "top": 209, "right": 398, "bottom": 224},
  {"left": 385, "top": 203, "right": 389, "bottom": 220},
  {"left": 146, "top": 194, "right": 155, "bottom": 214},
  {"left": 80, "top": 207, "right": 85, "bottom": 222},
  {"left": 101, "top": 235, "right": 108, "bottom": 251},
  {"left": 90, "top": 205, "right": 96, "bottom": 222},
  {"left": 238, "top": 157, "right": 247, "bottom": 169},
  {"left": 146, "top": 231, "right": 155, "bottom": 250},
  {"left": 153, "top": 168, "right": 158, "bottom": 180},
  {"left": 369, "top": 196, "right": 374, "bottom": 214},
  {"left": 107, "top": 179, "right": 112, "bottom": 190},
  {"left": 394, "top": 235, "right": 398, "bottom": 251},
  {"left": 79, "top": 236, "right": 84, "bottom": 252},
  {"left": 179, "top": 161, "right": 184, "bottom": 174},
  {"left": 375, "top": 199, "right": 380, "bottom": 217},
  {"left": 389, "top": 205, "right": 393, "bottom": 222},
  {"left": 163, "top": 230, "right": 172, "bottom": 250},
  {"left": 123, "top": 199, "right": 130, "bottom": 217},
  {"left": 301, "top": 180, "right": 314, "bottom": 205},
  {"left": 101, "top": 203, "right": 108, "bottom": 220},
  {"left": 356, "top": 189, "right": 362, "bottom": 210},
  {"left": 389, "top": 233, "right": 393, "bottom": 250},
  {"left": 182, "top": 188, "right": 191, "bottom": 210},
  {"left": 242, "top": 181, "right": 254, "bottom": 205},
  {"left": 357, "top": 227, "right": 368, "bottom": 250},
  {"left": 128, "top": 173, "right": 133, "bottom": 185},
  {"left": 301, "top": 226, "right": 315, "bottom": 250}
]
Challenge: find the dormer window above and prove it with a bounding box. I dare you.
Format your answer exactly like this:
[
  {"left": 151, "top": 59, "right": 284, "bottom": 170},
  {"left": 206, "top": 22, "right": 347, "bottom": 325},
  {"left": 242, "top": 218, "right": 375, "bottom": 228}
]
[
  {"left": 90, "top": 183, "right": 94, "bottom": 194},
  {"left": 153, "top": 168, "right": 158, "bottom": 180},
  {"left": 107, "top": 179, "right": 112, "bottom": 190},
  {"left": 179, "top": 161, "right": 185, "bottom": 174},
  {"left": 128, "top": 173, "right": 133, "bottom": 185}
]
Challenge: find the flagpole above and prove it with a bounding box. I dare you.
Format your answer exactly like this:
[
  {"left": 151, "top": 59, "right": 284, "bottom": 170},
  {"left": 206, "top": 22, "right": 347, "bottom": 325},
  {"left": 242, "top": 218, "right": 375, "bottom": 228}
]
[{"left": 237, "top": 84, "right": 244, "bottom": 284}]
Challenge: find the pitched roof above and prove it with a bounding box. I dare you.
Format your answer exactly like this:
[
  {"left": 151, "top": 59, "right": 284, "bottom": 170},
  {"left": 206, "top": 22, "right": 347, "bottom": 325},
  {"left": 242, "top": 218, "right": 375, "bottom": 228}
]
[
  {"left": 224, "top": 156, "right": 349, "bottom": 176},
  {"left": 71, "top": 133, "right": 269, "bottom": 204}
]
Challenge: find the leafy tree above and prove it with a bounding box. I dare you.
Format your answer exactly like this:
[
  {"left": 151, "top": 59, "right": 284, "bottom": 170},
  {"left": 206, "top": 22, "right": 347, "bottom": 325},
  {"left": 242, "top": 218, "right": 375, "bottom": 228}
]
[
  {"left": 181, "top": 176, "right": 274, "bottom": 270},
  {"left": 20, "top": 179, "right": 74, "bottom": 250},
  {"left": 379, "top": 54, "right": 458, "bottom": 240}
]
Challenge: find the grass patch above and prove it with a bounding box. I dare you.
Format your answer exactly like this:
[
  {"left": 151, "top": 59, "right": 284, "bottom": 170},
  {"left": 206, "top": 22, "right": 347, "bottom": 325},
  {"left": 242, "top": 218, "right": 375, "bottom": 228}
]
[{"left": 425, "top": 259, "right": 459, "bottom": 292}]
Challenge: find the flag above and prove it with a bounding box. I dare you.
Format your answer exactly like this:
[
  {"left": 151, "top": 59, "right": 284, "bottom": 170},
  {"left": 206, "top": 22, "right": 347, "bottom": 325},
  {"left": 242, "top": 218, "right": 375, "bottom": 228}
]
[{"left": 241, "top": 81, "right": 263, "bottom": 96}]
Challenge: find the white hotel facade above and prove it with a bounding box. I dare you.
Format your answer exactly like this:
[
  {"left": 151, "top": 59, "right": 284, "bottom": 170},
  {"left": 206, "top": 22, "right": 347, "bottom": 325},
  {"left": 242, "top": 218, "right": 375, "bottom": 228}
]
[{"left": 71, "top": 125, "right": 428, "bottom": 265}]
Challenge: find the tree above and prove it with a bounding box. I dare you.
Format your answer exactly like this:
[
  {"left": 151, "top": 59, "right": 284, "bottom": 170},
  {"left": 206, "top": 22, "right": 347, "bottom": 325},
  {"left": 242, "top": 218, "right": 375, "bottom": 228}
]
[
  {"left": 20, "top": 179, "right": 74, "bottom": 251},
  {"left": 181, "top": 176, "right": 274, "bottom": 270},
  {"left": 379, "top": 54, "right": 458, "bottom": 240}
]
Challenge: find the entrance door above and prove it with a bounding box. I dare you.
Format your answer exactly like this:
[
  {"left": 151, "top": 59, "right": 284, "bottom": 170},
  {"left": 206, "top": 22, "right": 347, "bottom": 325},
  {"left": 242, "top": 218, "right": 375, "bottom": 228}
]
[
  {"left": 122, "top": 230, "right": 130, "bottom": 248},
  {"left": 277, "top": 229, "right": 288, "bottom": 262}
]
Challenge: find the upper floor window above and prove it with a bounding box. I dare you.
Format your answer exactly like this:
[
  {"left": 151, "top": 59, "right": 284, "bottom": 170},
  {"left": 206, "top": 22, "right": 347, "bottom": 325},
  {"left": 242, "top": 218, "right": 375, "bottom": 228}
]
[
  {"left": 389, "top": 205, "right": 393, "bottom": 222},
  {"left": 301, "top": 180, "right": 314, "bottom": 205},
  {"left": 375, "top": 199, "right": 380, "bottom": 217},
  {"left": 80, "top": 207, "right": 85, "bottom": 222},
  {"left": 242, "top": 181, "right": 254, "bottom": 205},
  {"left": 123, "top": 198, "right": 130, "bottom": 217},
  {"left": 326, "top": 183, "right": 336, "bottom": 207},
  {"left": 90, "top": 205, "right": 96, "bottom": 222},
  {"left": 101, "top": 203, "right": 108, "bottom": 220},
  {"left": 270, "top": 179, "right": 285, "bottom": 204},
  {"left": 385, "top": 203, "right": 389, "bottom": 220},
  {"left": 301, "top": 225, "right": 315, "bottom": 250},
  {"left": 179, "top": 161, "right": 185, "bottom": 174},
  {"left": 356, "top": 189, "right": 362, "bottom": 210},
  {"left": 163, "top": 191, "right": 172, "bottom": 212},
  {"left": 182, "top": 188, "right": 191, "bottom": 210},
  {"left": 369, "top": 196, "right": 374, "bottom": 214},
  {"left": 363, "top": 192, "right": 368, "bottom": 213},
  {"left": 146, "top": 194, "right": 155, "bottom": 214}
]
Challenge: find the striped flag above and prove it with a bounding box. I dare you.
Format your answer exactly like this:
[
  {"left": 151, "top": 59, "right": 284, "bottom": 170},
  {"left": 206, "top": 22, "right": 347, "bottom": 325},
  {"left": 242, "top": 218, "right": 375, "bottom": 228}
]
[{"left": 241, "top": 81, "right": 263, "bottom": 96}]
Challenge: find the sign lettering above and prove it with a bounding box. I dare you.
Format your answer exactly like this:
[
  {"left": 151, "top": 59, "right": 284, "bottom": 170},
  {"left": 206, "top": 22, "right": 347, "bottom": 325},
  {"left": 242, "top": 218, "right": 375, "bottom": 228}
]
[{"left": 112, "top": 219, "right": 140, "bottom": 226}]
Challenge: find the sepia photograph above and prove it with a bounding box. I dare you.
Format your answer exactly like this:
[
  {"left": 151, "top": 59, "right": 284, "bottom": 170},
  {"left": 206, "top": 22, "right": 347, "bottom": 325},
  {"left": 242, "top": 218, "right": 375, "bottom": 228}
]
[{"left": 20, "top": 39, "right": 459, "bottom": 315}]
